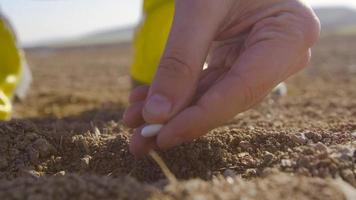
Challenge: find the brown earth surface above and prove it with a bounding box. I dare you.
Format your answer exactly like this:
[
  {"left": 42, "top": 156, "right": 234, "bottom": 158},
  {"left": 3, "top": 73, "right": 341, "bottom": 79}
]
[{"left": 0, "top": 36, "right": 355, "bottom": 199}]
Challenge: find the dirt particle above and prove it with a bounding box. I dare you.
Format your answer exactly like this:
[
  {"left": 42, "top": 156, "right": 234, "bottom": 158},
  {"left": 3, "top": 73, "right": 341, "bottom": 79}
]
[
  {"left": 291, "top": 133, "right": 308, "bottom": 145},
  {"left": 223, "top": 169, "right": 236, "bottom": 178},
  {"left": 315, "top": 142, "right": 328, "bottom": 152},
  {"left": 351, "top": 131, "right": 356, "bottom": 139},
  {"left": 32, "top": 138, "right": 55, "bottom": 158},
  {"left": 72, "top": 136, "right": 90, "bottom": 154},
  {"left": 80, "top": 155, "right": 92, "bottom": 169},
  {"left": 335, "top": 147, "right": 354, "bottom": 161},
  {"left": 54, "top": 171, "right": 66, "bottom": 176},
  {"left": 304, "top": 132, "right": 322, "bottom": 142},
  {"left": 245, "top": 168, "right": 257, "bottom": 177},
  {"left": 263, "top": 151, "right": 275, "bottom": 165},
  {"left": 21, "top": 169, "right": 41, "bottom": 178},
  {"left": 239, "top": 141, "right": 251, "bottom": 149},
  {"left": 281, "top": 159, "right": 293, "bottom": 168},
  {"left": 340, "top": 169, "right": 356, "bottom": 187},
  {"left": 0, "top": 157, "right": 8, "bottom": 170}
]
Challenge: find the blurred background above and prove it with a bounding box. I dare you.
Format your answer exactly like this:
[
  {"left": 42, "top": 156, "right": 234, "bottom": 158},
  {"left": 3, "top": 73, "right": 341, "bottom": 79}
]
[{"left": 1, "top": 0, "right": 356, "bottom": 47}]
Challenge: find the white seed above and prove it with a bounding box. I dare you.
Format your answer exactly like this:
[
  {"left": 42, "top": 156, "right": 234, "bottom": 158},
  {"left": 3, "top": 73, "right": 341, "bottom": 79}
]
[
  {"left": 203, "top": 62, "right": 209, "bottom": 70},
  {"left": 272, "top": 82, "right": 288, "bottom": 97},
  {"left": 141, "top": 124, "right": 163, "bottom": 138}
]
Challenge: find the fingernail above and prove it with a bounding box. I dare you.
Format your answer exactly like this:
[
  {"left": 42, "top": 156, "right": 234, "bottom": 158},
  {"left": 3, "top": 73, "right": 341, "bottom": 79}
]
[{"left": 144, "top": 94, "right": 172, "bottom": 117}]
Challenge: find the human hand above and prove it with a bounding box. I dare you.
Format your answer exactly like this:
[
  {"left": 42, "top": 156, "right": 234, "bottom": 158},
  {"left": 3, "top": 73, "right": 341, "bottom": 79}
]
[{"left": 124, "top": 0, "right": 320, "bottom": 156}]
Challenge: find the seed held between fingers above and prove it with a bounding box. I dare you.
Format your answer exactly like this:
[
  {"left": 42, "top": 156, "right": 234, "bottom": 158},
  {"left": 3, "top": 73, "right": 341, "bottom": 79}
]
[{"left": 141, "top": 124, "right": 163, "bottom": 138}]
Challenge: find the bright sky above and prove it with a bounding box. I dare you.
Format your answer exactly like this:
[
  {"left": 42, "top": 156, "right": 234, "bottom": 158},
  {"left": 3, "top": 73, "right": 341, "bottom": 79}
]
[{"left": 1, "top": 0, "right": 356, "bottom": 46}]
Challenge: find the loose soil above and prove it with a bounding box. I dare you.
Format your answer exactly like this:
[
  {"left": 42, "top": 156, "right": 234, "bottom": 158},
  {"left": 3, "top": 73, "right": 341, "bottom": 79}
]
[{"left": 0, "top": 36, "right": 355, "bottom": 199}]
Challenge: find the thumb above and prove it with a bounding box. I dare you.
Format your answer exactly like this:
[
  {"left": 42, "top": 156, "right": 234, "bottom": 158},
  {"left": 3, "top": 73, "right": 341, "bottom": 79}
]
[{"left": 143, "top": 0, "right": 225, "bottom": 123}]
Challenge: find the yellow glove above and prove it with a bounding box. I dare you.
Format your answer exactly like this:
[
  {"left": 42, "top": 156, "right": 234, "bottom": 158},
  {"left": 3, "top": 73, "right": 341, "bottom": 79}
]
[
  {"left": 0, "top": 17, "right": 22, "bottom": 120},
  {"left": 0, "top": 90, "right": 11, "bottom": 120},
  {"left": 130, "top": 0, "right": 174, "bottom": 84}
]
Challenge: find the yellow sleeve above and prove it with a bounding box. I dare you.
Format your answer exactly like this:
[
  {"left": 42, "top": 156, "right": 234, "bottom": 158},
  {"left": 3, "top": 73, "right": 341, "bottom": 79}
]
[
  {"left": 0, "top": 17, "right": 22, "bottom": 120},
  {"left": 130, "top": 0, "right": 175, "bottom": 84}
]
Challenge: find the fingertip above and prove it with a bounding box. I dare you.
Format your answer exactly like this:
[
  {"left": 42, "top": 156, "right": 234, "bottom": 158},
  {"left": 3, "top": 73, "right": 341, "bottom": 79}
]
[
  {"left": 142, "top": 94, "right": 173, "bottom": 124},
  {"left": 123, "top": 102, "right": 145, "bottom": 128},
  {"left": 129, "top": 128, "right": 158, "bottom": 157},
  {"left": 129, "top": 85, "right": 150, "bottom": 104}
]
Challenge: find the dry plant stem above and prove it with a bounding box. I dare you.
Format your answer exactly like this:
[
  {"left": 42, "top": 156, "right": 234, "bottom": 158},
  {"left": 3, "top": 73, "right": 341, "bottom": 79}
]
[{"left": 149, "top": 150, "right": 177, "bottom": 184}]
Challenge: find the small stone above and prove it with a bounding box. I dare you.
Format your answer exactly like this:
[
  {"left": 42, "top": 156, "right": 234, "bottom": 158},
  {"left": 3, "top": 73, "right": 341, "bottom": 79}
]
[
  {"left": 262, "top": 151, "right": 275, "bottom": 165},
  {"left": 22, "top": 169, "right": 40, "bottom": 178},
  {"left": 36, "top": 165, "right": 43, "bottom": 171},
  {"left": 339, "top": 147, "right": 351, "bottom": 155},
  {"left": 315, "top": 142, "right": 328, "bottom": 152},
  {"left": 54, "top": 156, "right": 62, "bottom": 163},
  {"left": 223, "top": 169, "right": 236, "bottom": 178},
  {"left": 245, "top": 168, "right": 257, "bottom": 176},
  {"left": 239, "top": 141, "right": 251, "bottom": 149},
  {"left": 54, "top": 171, "right": 66, "bottom": 176},
  {"left": 305, "top": 132, "right": 322, "bottom": 142},
  {"left": 238, "top": 152, "right": 250, "bottom": 157},
  {"left": 335, "top": 147, "right": 354, "bottom": 161},
  {"left": 203, "top": 62, "right": 209, "bottom": 70},
  {"left": 340, "top": 169, "right": 356, "bottom": 187},
  {"left": 351, "top": 131, "right": 356, "bottom": 139},
  {"left": 291, "top": 133, "right": 308, "bottom": 145},
  {"left": 281, "top": 159, "right": 293, "bottom": 168},
  {"left": 226, "top": 177, "right": 234, "bottom": 184},
  {"left": 33, "top": 138, "right": 55, "bottom": 158},
  {"left": 80, "top": 155, "right": 92, "bottom": 169},
  {"left": 264, "top": 151, "right": 275, "bottom": 161},
  {"left": 340, "top": 153, "right": 352, "bottom": 161},
  {"left": 271, "top": 82, "right": 288, "bottom": 97}
]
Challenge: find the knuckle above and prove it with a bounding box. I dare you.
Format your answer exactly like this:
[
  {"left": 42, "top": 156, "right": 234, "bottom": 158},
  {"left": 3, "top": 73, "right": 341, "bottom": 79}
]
[
  {"left": 288, "top": 9, "right": 320, "bottom": 47},
  {"left": 230, "top": 72, "right": 260, "bottom": 107},
  {"left": 249, "top": 2, "right": 320, "bottom": 48},
  {"left": 289, "top": 4, "right": 321, "bottom": 47},
  {"left": 159, "top": 55, "right": 197, "bottom": 79}
]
